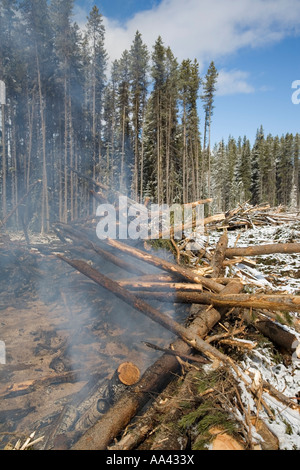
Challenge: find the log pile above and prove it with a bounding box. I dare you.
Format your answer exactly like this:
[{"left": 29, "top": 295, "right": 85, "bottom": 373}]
[
  {"left": 0, "top": 188, "right": 300, "bottom": 451},
  {"left": 205, "top": 202, "right": 300, "bottom": 230}
]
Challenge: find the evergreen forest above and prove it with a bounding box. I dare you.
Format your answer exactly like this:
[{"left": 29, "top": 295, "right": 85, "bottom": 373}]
[{"left": 0, "top": 1, "right": 299, "bottom": 233}]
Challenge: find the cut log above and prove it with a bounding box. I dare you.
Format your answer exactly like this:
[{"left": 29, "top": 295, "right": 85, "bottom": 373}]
[
  {"left": 71, "top": 280, "right": 244, "bottom": 450},
  {"left": 116, "top": 281, "right": 204, "bottom": 292},
  {"left": 108, "top": 379, "right": 178, "bottom": 451},
  {"left": 225, "top": 243, "right": 300, "bottom": 258},
  {"left": 142, "top": 342, "right": 210, "bottom": 365},
  {"left": 132, "top": 291, "right": 300, "bottom": 312},
  {"left": 210, "top": 232, "right": 228, "bottom": 278},
  {"left": 255, "top": 320, "right": 300, "bottom": 357},
  {"left": 183, "top": 198, "right": 213, "bottom": 208},
  {"left": 116, "top": 362, "right": 141, "bottom": 386},
  {"left": 56, "top": 224, "right": 148, "bottom": 276},
  {"left": 249, "top": 417, "right": 279, "bottom": 451},
  {"left": 57, "top": 256, "right": 247, "bottom": 377},
  {"left": 68, "top": 166, "right": 109, "bottom": 191},
  {"left": 208, "top": 427, "right": 245, "bottom": 451},
  {"left": 154, "top": 212, "right": 225, "bottom": 240},
  {"left": 117, "top": 273, "right": 183, "bottom": 283},
  {"left": 104, "top": 239, "right": 225, "bottom": 293}
]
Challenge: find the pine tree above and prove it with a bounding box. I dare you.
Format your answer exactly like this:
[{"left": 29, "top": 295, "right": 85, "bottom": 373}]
[
  {"left": 251, "top": 125, "right": 264, "bottom": 205},
  {"left": 21, "top": 0, "right": 56, "bottom": 232},
  {"left": 201, "top": 61, "right": 218, "bottom": 198},
  {"left": 85, "top": 6, "right": 107, "bottom": 181},
  {"left": 151, "top": 36, "right": 167, "bottom": 206},
  {"left": 0, "top": 0, "right": 19, "bottom": 219},
  {"left": 129, "top": 31, "right": 149, "bottom": 201},
  {"left": 179, "top": 59, "right": 201, "bottom": 203},
  {"left": 293, "top": 133, "right": 299, "bottom": 208},
  {"left": 277, "top": 133, "right": 294, "bottom": 206},
  {"left": 50, "top": 0, "right": 85, "bottom": 222},
  {"left": 164, "top": 47, "right": 179, "bottom": 204},
  {"left": 238, "top": 136, "right": 252, "bottom": 203},
  {"left": 116, "top": 50, "right": 132, "bottom": 194}
]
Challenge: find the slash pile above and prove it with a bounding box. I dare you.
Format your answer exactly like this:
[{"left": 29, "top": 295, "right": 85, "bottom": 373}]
[{"left": 0, "top": 194, "right": 299, "bottom": 451}]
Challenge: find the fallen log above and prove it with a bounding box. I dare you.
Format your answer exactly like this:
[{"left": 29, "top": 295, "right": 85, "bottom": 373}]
[
  {"left": 255, "top": 319, "right": 300, "bottom": 358},
  {"left": 104, "top": 239, "right": 225, "bottom": 293},
  {"left": 155, "top": 212, "right": 225, "bottom": 240},
  {"left": 183, "top": 198, "right": 213, "bottom": 208},
  {"left": 68, "top": 166, "right": 109, "bottom": 192},
  {"left": 56, "top": 224, "right": 148, "bottom": 276},
  {"left": 210, "top": 232, "right": 228, "bottom": 278},
  {"left": 142, "top": 342, "right": 210, "bottom": 365},
  {"left": 118, "top": 273, "right": 183, "bottom": 283},
  {"left": 108, "top": 379, "right": 178, "bottom": 451},
  {"left": 132, "top": 291, "right": 300, "bottom": 312},
  {"left": 71, "top": 280, "right": 243, "bottom": 450},
  {"left": 57, "top": 256, "right": 243, "bottom": 371},
  {"left": 0, "top": 370, "right": 84, "bottom": 399},
  {"left": 116, "top": 281, "right": 204, "bottom": 292},
  {"left": 225, "top": 243, "right": 300, "bottom": 258}
]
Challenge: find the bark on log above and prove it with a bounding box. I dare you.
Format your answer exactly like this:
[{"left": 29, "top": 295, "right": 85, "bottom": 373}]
[
  {"left": 120, "top": 274, "right": 233, "bottom": 285},
  {"left": 142, "top": 342, "right": 210, "bottom": 365},
  {"left": 105, "top": 239, "right": 225, "bottom": 293},
  {"left": 71, "top": 280, "right": 243, "bottom": 450},
  {"left": 255, "top": 320, "right": 300, "bottom": 357},
  {"left": 132, "top": 291, "right": 300, "bottom": 312},
  {"left": 183, "top": 198, "right": 213, "bottom": 208},
  {"left": 56, "top": 224, "right": 148, "bottom": 276},
  {"left": 117, "top": 273, "right": 183, "bottom": 283},
  {"left": 155, "top": 213, "right": 225, "bottom": 240},
  {"left": 57, "top": 256, "right": 245, "bottom": 373},
  {"left": 210, "top": 232, "right": 228, "bottom": 278},
  {"left": 225, "top": 243, "right": 300, "bottom": 258},
  {"left": 116, "top": 281, "right": 205, "bottom": 292}
]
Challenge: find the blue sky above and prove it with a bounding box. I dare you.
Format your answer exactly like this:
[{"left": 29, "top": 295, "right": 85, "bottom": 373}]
[{"left": 74, "top": 0, "right": 300, "bottom": 147}]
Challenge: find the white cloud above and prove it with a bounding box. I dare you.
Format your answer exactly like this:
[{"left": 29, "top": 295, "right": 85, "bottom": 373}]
[
  {"left": 74, "top": 0, "right": 300, "bottom": 93},
  {"left": 100, "top": 0, "right": 300, "bottom": 61},
  {"left": 216, "top": 69, "right": 255, "bottom": 96}
]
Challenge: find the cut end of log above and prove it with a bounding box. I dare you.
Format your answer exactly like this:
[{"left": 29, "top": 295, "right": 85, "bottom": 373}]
[
  {"left": 117, "top": 362, "right": 141, "bottom": 386},
  {"left": 209, "top": 427, "right": 245, "bottom": 450}
]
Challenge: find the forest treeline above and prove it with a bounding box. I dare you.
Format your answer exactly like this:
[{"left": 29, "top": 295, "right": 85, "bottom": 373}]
[{"left": 0, "top": 1, "right": 299, "bottom": 232}]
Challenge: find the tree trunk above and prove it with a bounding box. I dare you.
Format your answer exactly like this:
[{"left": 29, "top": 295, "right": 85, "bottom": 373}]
[
  {"left": 71, "top": 280, "right": 243, "bottom": 450},
  {"left": 255, "top": 320, "right": 300, "bottom": 357},
  {"left": 105, "top": 238, "right": 225, "bottom": 293},
  {"left": 211, "top": 231, "right": 228, "bottom": 277},
  {"left": 225, "top": 243, "right": 300, "bottom": 258},
  {"left": 133, "top": 291, "right": 300, "bottom": 312}
]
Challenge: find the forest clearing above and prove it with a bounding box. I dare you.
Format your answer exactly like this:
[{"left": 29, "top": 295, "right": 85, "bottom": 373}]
[
  {"left": 0, "top": 194, "right": 299, "bottom": 451},
  {"left": 0, "top": 0, "right": 300, "bottom": 454}
]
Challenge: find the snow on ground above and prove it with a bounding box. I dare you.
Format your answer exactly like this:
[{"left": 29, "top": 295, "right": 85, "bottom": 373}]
[
  {"left": 6, "top": 221, "right": 300, "bottom": 449},
  {"left": 207, "top": 221, "right": 300, "bottom": 450}
]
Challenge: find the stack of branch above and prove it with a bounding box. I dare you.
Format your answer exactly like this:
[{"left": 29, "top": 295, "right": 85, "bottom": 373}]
[{"left": 204, "top": 202, "right": 299, "bottom": 231}]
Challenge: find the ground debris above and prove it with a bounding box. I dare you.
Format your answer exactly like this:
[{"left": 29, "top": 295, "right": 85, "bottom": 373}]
[{"left": 0, "top": 202, "right": 299, "bottom": 450}]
